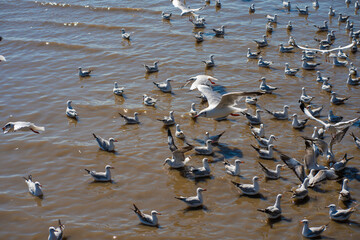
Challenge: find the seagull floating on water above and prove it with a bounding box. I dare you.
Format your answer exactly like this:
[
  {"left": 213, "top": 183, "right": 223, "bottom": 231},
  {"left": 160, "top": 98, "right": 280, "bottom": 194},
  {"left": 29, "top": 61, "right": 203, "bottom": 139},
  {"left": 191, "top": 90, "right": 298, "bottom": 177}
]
[
  {"left": 132, "top": 204, "right": 160, "bottom": 227},
  {"left": 286, "top": 21, "right": 293, "bottom": 31},
  {"left": 316, "top": 71, "right": 327, "bottom": 82},
  {"left": 231, "top": 176, "right": 260, "bottom": 196},
  {"left": 92, "top": 133, "right": 117, "bottom": 152},
  {"left": 194, "top": 139, "right": 214, "bottom": 155},
  {"left": 327, "top": 204, "right": 356, "bottom": 221},
  {"left": 48, "top": 219, "right": 65, "bottom": 240},
  {"left": 258, "top": 162, "right": 284, "bottom": 179},
  {"left": 247, "top": 48, "right": 261, "bottom": 59},
  {"left": 242, "top": 109, "right": 263, "bottom": 125},
  {"left": 259, "top": 77, "right": 278, "bottom": 93},
  {"left": 266, "top": 14, "right": 277, "bottom": 23},
  {"left": 285, "top": 63, "right": 299, "bottom": 76},
  {"left": 119, "top": 112, "right": 140, "bottom": 124},
  {"left": 113, "top": 82, "right": 124, "bottom": 96},
  {"left": 301, "top": 219, "right": 328, "bottom": 238},
  {"left": 330, "top": 92, "right": 350, "bottom": 105},
  {"left": 251, "top": 144, "right": 275, "bottom": 159},
  {"left": 78, "top": 67, "right": 92, "bottom": 77},
  {"left": 300, "top": 87, "right": 314, "bottom": 103},
  {"left": 189, "top": 158, "right": 212, "bottom": 178},
  {"left": 175, "top": 187, "right": 206, "bottom": 208},
  {"left": 202, "top": 54, "right": 215, "bottom": 68},
  {"left": 2, "top": 121, "right": 45, "bottom": 134},
  {"left": 253, "top": 35, "right": 268, "bottom": 48},
  {"left": 347, "top": 74, "right": 360, "bottom": 85},
  {"left": 339, "top": 179, "right": 351, "bottom": 202},
  {"left": 223, "top": 159, "right": 243, "bottom": 176},
  {"left": 143, "top": 94, "right": 157, "bottom": 106},
  {"left": 328, "top": 110, "right": 343, "bottom": 123},
  {"left": 121, "top": 28, "right": 131, "bottom": 40},
  {"left": 258, "top": 56, "right": 272, "bottom": 68},
  {"left": 257, "top": 194, "right": 282, "bottom": 219},
  {"left": 291, "top": 113, "right": 308, "bottom": 129},
  {"left": 314, "top": 21, "right": 328, "bottom": 32},
  {"left": 23, "top": 175, "right": 43, "bottom": 197},
  {"left": 162, "top": 11, "right": 172, "bottom": 20},
  {"left": 157, "top": 111, "right": 175, "bottom": 126},
  {"left": 338, "top": 13, "right": 350, "bottom": 22},
  {"left": 279, "top": 43, "right": 294, "bottom": 53},
  {"left": 329, "top": 6, "right": 335, "bottom": 16},
  {"left": 253, "top": 134, "right": 276, "bottom": 148},
  {"left": 66, "top": 100, "right": 78, "bottom": 119},
  {"left": 251, "top": 123, "right": 265, "bottom": 138},
  {"left": 194, "top": 31, "right": 204, "bottom": 42},
  {"left": 153, "top": 79, "right": 173, "bottom": 93},
  {"left": 144, "top": 61, "right": 159, "bottom": 73},
  {"left": 164, "top": 128, "right": 193, "bottom": 168},
  {"left": 175, "top": 124, "right": 185, "bottom": 139},
  {"left": 296, "top": 6, "right": 309, "bottom": 15},
  {"left": 291, "top": 177, "right": 309, "bottom": 200},
  {"left": 249, "top": 3, "right": 255, "bottom": 13},
  {"left": 189, "top": 103, "right": 197, "bottom": 118},
  {"left": 213, "top": 25, "right": 225, "bottom": 36},
  {"left": 265, "top": 105, "right": 289, "bottom": 120},
  {"left": 84, "top": 165, "right": 114, "bottom": 182}
]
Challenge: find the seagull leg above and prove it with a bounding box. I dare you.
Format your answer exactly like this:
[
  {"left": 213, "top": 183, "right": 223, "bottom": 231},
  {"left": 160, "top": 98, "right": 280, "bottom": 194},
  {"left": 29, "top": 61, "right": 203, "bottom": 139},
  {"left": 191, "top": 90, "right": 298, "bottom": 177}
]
[{"left": 31, "top": 128, "right": 40, "bottom": 134}]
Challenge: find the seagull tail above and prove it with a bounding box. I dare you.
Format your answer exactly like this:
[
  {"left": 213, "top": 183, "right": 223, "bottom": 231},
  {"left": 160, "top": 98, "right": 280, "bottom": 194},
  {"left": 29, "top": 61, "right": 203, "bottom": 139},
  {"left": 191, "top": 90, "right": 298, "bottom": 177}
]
[
  {"left": 258, "top": 161, "right": 267, "bottom": 171},
  {"left": 257, "top": 208, "right": 266, "bottom": 213},
  {"left": 84, "top": 169, "right": 90, "bottom": 174},
  {"left": 264, "top": 109, "right": 273, "bottom": 115},
  {"left": 251, "top": 144, "right": 260, "bottom": 152},
  {"left": 118, "top": 113, "right": 125, "bottom": 118},
  {"left": 33, "top": 126, "right": 45, "bottom": 132},
  {"left": 92, "top": 133, "right": 97, "bottom": 139},
  {"left": 231, "top": 180, "right": 241, "bottom": 187}
]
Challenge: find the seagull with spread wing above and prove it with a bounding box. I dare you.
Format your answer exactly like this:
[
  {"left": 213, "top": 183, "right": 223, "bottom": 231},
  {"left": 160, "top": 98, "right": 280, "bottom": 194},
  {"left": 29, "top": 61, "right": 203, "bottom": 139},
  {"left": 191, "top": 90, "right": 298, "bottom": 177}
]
[
  {"left": 171, "top": 0, "right": 206, "bottom": 16},
  {"left": 194, "top": 85, "right": 263, "bottom": 119}
]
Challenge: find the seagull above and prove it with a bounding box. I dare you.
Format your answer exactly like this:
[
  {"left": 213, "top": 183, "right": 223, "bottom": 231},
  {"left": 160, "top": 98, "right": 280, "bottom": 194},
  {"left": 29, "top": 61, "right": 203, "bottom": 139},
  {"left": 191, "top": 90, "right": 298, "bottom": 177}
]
[
  {"left": 345, "top": 20, "right": 353, "bottom": 31},
  {"left": 194, "top": 139, "right": 214, "bottom": 155},
  {"left": 301, "top": 219, "right": 328, "bottom": 238},
  {"left": 121, "top": 28, "right": 131, "bottom": 40},
  {"left": 132, "top": 204, "right": 160, "bottom": 227},
  {"left": 157, "top": 111, "right": 175, "bottom": 126},
  {"left": 312, "top": 126, "right": 324, "bottom": 139},
  {"left": 245, "top": 96, "right": 257, "bottom": 105},
  {"left": 291, "top": 177, "right": 309, "bottom": 200},
  {"left": 280, "top": 153, "right": 306, "bottom": 182},
  {"left": 242, "top": 109, "right": 263, "bottom": 125},
  {"left": 349, "top": 62, "right": 358, "bottom": 76},
  {"left": 288, "top": 36, "right": 296, "bottom": 46},
  {"left": 253, "top": 135, "right": 276, "bottom": 148},
  {"left": 66, "top": 100, "right": 78, "bottom": 119},
  {"left": 259, "top": 77, "right": 278, "bottom": 93},
  {"left": 162, "top": 11, "right": 172, "bottom": 20},
  {"left": 282, "top": 1, "right": 291, "bottom": 10},
  {"left": 308, "top": 168, "right": 340, "bottom": 187},
  {"left": 314, "top": 21, "right": 328, "bottom": 32},
  {"left": 189, "top": 158, "right": 212, "bottom": 178},
  {"left": 143, "top": 94, "right": 157, "bottom": 106},
  {"left": 321, "top": 78, "right": 332, "bottom": 93},
  {"left": 291, "top": 114, "right": 308, "bottom": 129},
  {"left": 265, "top": 105, "right": 289, "bottom": 120},
  {"left": 249, "top": 3, "right": 255, "bottom": 13},
  {"left": 175, "top": 124, "right": 185, "bottom": 139},
  {"left": 316, "top": 71, "right": 326, "bottom": 82},
  {"left": 251, "top": 144, "right": 275, "bottom": 159},
  {"left": 144, "top": 61, "right": 159, "bottom": 73},
  {"left": 347, "top": 74, "right": 360, "bottom": 85},
  {"left": 329, "top": 6, "right": 335, "bottom": 16},
  {"left": 295, "top": 41, "right": 355, "bottom": 54},
  {"left": 153, "top": 79, "right": 173, "bottom": 93},
  {"left": 285, "top": 63, "right": 299, "bottom": 76},
  {"left": 0, "top": 55, "right": 6, "bottom": 62},
  {"left": 279, "top": 43, "right": 294, "bottom": 53},
  {"left": 2, "top": 121, "right": 45, "bottom": 134},
  {"left": 257, "top": 194, "right": 282, "bottom": 219},
  {"left": 231, "top": 176, "right": 260, "bottom": 195},
  {"left": 330, "top": 92, "right": 350, "bottom": 105},
  {"left": 313, "top": 0, "right": 319, "bottom": 8},
  {"left": 338, "top": 13, "right": 350, "bottom": 22},
  {"left": 202, "top": 54, "right": 215, "bottom": 67},
  {"left": 92, "top": 133, "right": 117, "bottom": 152},
  {"left": 350, "top": 132, "right": 360, "bottom": 149},
  {"left": 113, "top": 82, "right": 124, "bottom": 96},
  {"left": 302, "top": 60, "right": 320, "bottom": 70},
  {"left": 356, "top": 1, "right": 360, "bottom": 10},
  {"left": 258, "top": 56, "right": 272, "bottom": 68},
  {"left": 48, "top": 219, "right": 65, "bottom": 240},
  {"left": 119, "top": 112, "right": 140, "bottom": 124},
  {"left": 204, "top": 131, "right": 225, "bottom": 144},
  {"left": 189, "top": 103, "right": 197, "bottom": 118},
  {"left": 300, "top": 87, "right": 314, "bottom": 103},
  {"left": 247, "top": 48, "right": 261, "bottom": 59},
  {"left": 328, "top": 110, "right": 343, "bottom": 123},
  {"left": 253, "top": 35, "right": 268, "bottom": 48},
  {"left": 327, "top": 204, "right": 357, "bottom": 221},
  {"left": 213, "top": 25, "right": 225, "bottom": 36},
  {"left": 175, "top": 187, "right": 206, "bottom": 208},
  {"left": 301, "top": 50, "right": 316, "bottom": 61},
  {"left": 266, "top": 22, "right": 273, "bottom": 33},
  {"left": 286, "top": 21, "right": 293, "bottom": 31},
  {"left": 296, "top": 6, "right": 309, "bottom": 15},
  {"left": 171, "top": 0, "right": 206, "bottom": 16},
  {"left": 251, "top": 123, "right": 265, "bottom": 138},
  {"left": 194, "top": 85, "right": 263, "bottom": 119},
  {"left": 78, "top": 67, "right": 91, "bottom": 77},
  {"left": 331, "top": 153, "right": 353, "bottom": 171},
  {"left": 194, "top": 31, "right": 204, "bottom": 42},
  {"left": 266, "top": 14, "right": 277, "bottom": 23},
  {"left": 215, "top": 0, "right": 221, "bottom": 8},
  {"left": 183, "top": 74, "right": 218, "bottom": 90},
  {"left": 84, "top": 165, "right": 114, "bottom": 182},
  {"left": 224, "top": 159, "right": 243, "bottom": 176},
  {"left": 330, "top": 55, "right": 347, "bottom": 67},
  {"left": 189, "top": 18, "right": 205, "bottom": 28},
  {"left": 164, "top": 129, "right": 193, "bottom": 168},
  {"left": 23, "top": 175, "right": 43, "bottom": 197},
  {"left": 329, "top": 30, "right": 336, "bottom": 40},
  {"left": 339, "top": 179, "right": 351, "bottom": 202},
  {"left": 258, "top": 162, "right": 284, "bottom": 179}
]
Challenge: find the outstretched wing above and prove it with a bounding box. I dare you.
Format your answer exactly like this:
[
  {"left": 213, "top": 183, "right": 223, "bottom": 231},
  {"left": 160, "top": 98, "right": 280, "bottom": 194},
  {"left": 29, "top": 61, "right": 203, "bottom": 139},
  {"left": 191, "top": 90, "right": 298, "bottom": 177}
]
[
  {"left": 280, "top": 153, "right": 305, "bottom": 182},
  {"left": 218, "top": 91, "right": 263, "bottom": 109},
  {"left": 197, "top": 85, "right": 222, "bottom": 107},
  {"left": 295, "top": 42, "right": 355, "bottom": 53},
  {"left": 167, "top": 128, "right": 177, "bottom": 152},
  {"left": 299, "top": 102, "right": 327, "bottom": 127}
]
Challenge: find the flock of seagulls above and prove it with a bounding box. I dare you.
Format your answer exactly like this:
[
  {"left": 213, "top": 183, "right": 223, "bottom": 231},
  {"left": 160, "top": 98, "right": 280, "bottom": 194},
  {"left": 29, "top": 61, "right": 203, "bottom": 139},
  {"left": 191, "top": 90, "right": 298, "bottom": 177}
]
[{"left": 2, "top": 0, "right": 360, "bottom": 238}]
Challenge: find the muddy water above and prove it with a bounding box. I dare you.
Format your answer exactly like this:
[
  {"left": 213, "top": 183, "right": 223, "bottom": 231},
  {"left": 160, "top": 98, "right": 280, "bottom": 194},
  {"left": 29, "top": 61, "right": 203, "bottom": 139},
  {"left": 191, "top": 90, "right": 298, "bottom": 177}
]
[{"left": 0, "top": 0, "right": 359, "bottom": 239}]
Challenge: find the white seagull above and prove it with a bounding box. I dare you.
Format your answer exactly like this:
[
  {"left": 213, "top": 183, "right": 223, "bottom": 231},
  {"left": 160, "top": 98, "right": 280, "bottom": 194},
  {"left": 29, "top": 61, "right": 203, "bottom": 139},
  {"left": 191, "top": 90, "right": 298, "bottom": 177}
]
[
  {"left": 2, "top": 121, "right": 45, "bottom": 134},
  {"left": 157, "top": 111, "right": 175, "bottom": 126},
  {"left": 84, "top": 165, "right": 114, "bottom": 182},
  {"left": 132, "top": 204, "right": 160, "bottom": 227},
  {"left": 171, "top": 0, "right": 206, "bottom": 16},
  {"left": 247, "top": 48, "right": 261, "bottom": 59},
  {"left": 204, "top": 131, "right": 225, "bottom": 144},
  {"left": 189, "top": 103, "right": 197, "bottom": 118},
  {"left": 301, "top": 219, "right": 328, "bottom": 238},
  {"left": 284, "top": 63, "right": 299, "bottom": 76},
  {"left": 194, "top": 85, "right": 263, "bottom": 119},
  {"left": 251, "top": 144, "right": 275, "bottom": 159},
  {"left": 48, "top": 219, "right": 65, "bottom": 240},
  {"left": 253, "top": 35, "right": 268, "bottom": 48},
  {"left": 66, "top": 100, "right": 78, "bottom": 119},
  {"left": 259, "top": 77, "right": 278, "bottom": 93},
  {"left": 202, "top": 54, "right": 215, "bottom": 67},
  {"left": 113, "top": 82, "right": 124, "bottom": 96},
  {"left": 143, "top": 94, "right": 157, "bottom": 106},
  {"left": 291, "top": 114, "right": 308, "bottom": 129},
  {"left": 242, "top": 109, "right": 263, "bottom": 125},
  {"left": 175, "top": 187, "right": 206, "bottom": 208},
  {"left": 231, "top": 176, "right": 260, "bottom": 195},
  {"left": 189, "top": 158, "right": 212, "bottom": 178},
  {"left": 265, "top": 105, "right": 289, "bottom": 120},
  {"left": 78, "top": 67, "right": 92, "bottom": 77},
  {"left": 258, "top": 162, "right": 284, "bottom": 179},
  {"left": 119, "top": 112, "right": 140, "bottom": 124},
  {"left": 327, "top": 204, "right": 356, "bottom": 221},
  {"left": 223, "top": 159, "right": 243, "bottom": 176},
  {"left": 183, "top": 74, "right": 217, "bottom": 90},
  {"left": 291, "top": 177, "right": 309, "bottom": 200},
  {"left": 257, "top": 194, "right": 282, "bottom": 219},
  {"left": 144, "top": 61, "right": 159, "bottom": 73},
  {"left": 194, "top": 139, "right": 214, "bottom": 155},
  {"left": 251, "top": 123, "right": 265, "bottom": 137},
  {"left": 153, "top": 79, "right": 173, "bottom": 93},
  {"left": 258, "top": 56, "right": 272, "bottom": 67},
  {"left": 175, "top": 124, "right": 185, "bottom": 139},
  {"left": 339, "top": 179, "right": 351, "bottom": 202},
  {"left": 121, "top": 28, "right": 131, "bottom": 40},
  {"left": 164, "top": 129, "right": 193, "bottom": 168},
  {"left": 330, "top": 92, "right": 350, "bottom": 105},
  {"left": 23, "top": 175, "right": 43, "bottom": 197},
  {"left": 92, "top": 133, "right": 117, "bottom": 152},
  {"left": 300, "top": 87, "right": 314, "bottom": 103}
]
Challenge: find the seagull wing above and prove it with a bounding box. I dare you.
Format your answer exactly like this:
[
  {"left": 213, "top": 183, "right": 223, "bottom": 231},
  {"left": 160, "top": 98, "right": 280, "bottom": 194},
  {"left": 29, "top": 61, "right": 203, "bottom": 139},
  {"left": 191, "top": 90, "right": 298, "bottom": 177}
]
[
  {"left": 300, "top": 102, "right": 327, "bottom": 127},
  {"left": 280, "top": 153, "right": 305, "bottom": 182},
  {"left": 171, "top": 0, "right": 187, "bottom": 11},
  {"left": 333, "top": 117, "right": 360, "bottom": 129},
  {"left": 217, "top": 91, "right": 263, "bottom": 109},
  {"left": 13, "top": 122, "right": 31, "bottom": 131},
  {"left": 296, "top": 42, "right": 355, "bottom": 54},
  {"left": 197, "top": 85, "right": 222, "bottom": 107}
]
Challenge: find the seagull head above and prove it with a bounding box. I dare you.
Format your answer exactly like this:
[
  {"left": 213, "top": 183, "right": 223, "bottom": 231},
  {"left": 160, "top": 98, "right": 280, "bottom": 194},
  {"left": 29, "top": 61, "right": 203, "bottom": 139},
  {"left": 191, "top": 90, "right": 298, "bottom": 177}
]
[
  {"left": 326, "top": 204, "right": 336, "bottom": 210},
  {"left": 151, "top": 210, "right": 161, "bottom": 216},
  {"left": 109, "top": 138, "right": 118, "bottom": 143},
  {"left": 35, "top": 182, "right": 42, "bottom": 188},
  {"left": 105, "top": 165, "right": 114, "bottom": 170},
  {"left": 163, "top": 158, "right": 171, "bottom": 166}
]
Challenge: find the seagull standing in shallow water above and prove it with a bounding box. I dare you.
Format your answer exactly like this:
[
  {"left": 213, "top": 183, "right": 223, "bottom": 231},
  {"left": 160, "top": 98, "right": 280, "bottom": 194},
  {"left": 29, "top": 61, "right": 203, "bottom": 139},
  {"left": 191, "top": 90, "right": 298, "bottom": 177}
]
[
  {"left": 257, "top": 194, "right": 282, "bottom": 219},
  {"left": 224, "top": 159, "right": 243, "bottom": 176},
  {"left": 301, "top": 219, "right": 328, "bottom": 238},
  {"left": 231, "top": 176, "right": 260, "bottom": 195},
  {"left": 175, "top": 187, "right": 206, "bottom": 208},
  {"left": 84, "top": 165, "right": 114, "bottom": 182},
  {"left": 48, "top": 220, "right": 65, "bottom": 240},
  {"left": 92, "top": 133, "right": 117, "bottom": 152},
  {"left": 153, "top": 79, "right": 173, "bottom": 93},
  {"left": 132, "top": 204, "right": 160, "bottom": 227},
  {"left": 23, "top": 175, "right": 43, "bottom": 197}
]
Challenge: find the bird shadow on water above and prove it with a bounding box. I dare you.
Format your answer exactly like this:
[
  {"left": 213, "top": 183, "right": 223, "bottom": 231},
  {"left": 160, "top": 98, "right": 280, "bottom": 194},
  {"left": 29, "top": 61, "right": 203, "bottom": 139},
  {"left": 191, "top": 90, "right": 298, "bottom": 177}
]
[
  {"left": 238, "top": 193, "right": 267, "bottom": 200},
  {"left": 216, "top": 143, "right": 243, "bottom": 159},
  {"left": 267, "top": 215, "right": 292, "bottom": 228},
  {"left": 182, "top": 205, "right": 210, "bottom": 214},
  {"left": 293, "top": 196, "right": 310, "bottom": 206}
]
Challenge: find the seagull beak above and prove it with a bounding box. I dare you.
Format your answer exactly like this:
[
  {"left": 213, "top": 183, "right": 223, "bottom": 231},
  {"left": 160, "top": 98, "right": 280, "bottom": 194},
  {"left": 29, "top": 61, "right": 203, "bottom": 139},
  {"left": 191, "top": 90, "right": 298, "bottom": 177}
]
[
  {"left": 114, "top": 140, "right": 118, "bottom": 142},
  {"left": 157, "top": 212, "right": 162, "bottom": 215},
  {"left": 208, "top": 78, "right": 215, "bottom": 84},
  {"left": 2, "top": 127, "right": 5, "bottom": 131},
  {"left": 240, "top": 161, "right": 245, "bottom": 163},
  {"left": 203, "top": 189, "right": 207, "bottom": 191},
  {"left": 274, "top": 137, "right": 278, "bottom": 141},
  {"left": 110, "top": 167, "right": 115, "bottom": 169},
  {"left": 194, "top": 115, "right": 199, "bottom": 118}
]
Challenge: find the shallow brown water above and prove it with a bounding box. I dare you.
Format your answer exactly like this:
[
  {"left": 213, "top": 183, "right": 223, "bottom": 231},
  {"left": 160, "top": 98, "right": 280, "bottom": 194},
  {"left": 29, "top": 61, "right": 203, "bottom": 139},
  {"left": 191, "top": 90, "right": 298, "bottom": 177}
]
[{"left": 0, "top": 0, "right": 360, "bottom": 239}]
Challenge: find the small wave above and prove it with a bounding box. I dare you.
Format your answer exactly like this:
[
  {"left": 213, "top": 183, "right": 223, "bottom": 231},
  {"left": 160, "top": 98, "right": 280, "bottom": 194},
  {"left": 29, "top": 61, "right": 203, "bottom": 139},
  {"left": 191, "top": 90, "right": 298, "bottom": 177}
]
[{"left": 34, "top": 1, "right": 150, "bottom": 13}]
